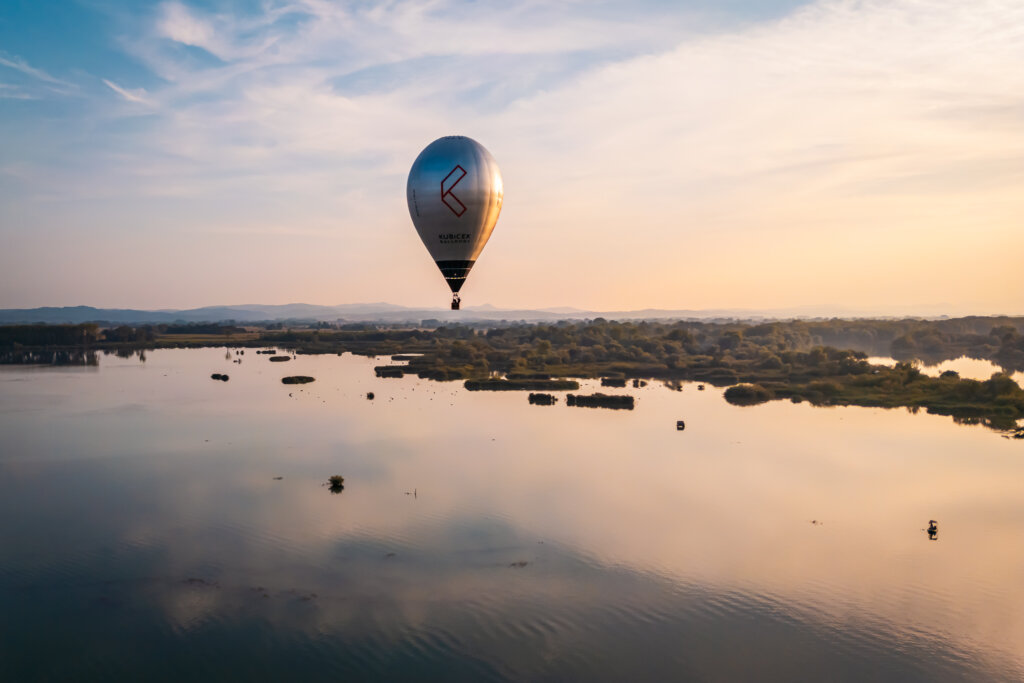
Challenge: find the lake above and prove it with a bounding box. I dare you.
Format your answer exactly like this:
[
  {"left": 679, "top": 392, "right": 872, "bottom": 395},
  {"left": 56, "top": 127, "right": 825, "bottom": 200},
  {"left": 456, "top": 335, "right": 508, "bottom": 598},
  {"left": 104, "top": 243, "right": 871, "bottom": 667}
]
[{"left": 2, "top": 348, "right": 1023, "bottom": 681}]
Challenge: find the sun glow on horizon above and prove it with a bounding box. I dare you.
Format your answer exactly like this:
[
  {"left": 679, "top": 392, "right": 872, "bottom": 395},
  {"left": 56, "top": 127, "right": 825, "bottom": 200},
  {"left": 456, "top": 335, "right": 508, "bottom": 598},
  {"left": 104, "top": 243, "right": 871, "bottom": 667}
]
[{"left": 0, "top": 0, "right": 1021, "bottom": 313}]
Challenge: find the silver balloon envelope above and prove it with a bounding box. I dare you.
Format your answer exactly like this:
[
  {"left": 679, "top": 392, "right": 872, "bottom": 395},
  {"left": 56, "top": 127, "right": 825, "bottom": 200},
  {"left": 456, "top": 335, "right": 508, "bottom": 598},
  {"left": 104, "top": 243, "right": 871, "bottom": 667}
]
[{"left": 406, "top": 136, "right": 503, "bottom": 295}]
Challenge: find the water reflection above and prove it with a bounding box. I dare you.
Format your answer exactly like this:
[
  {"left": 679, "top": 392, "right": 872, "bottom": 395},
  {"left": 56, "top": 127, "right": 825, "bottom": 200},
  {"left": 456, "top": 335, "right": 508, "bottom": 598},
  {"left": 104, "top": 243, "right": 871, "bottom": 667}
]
[
  {"left": 1, "top": 349, "right": 1023, "bottom": 681},
  {"left": 868, "top": 355, "right": 1024, "bottom": 384},
  {"left": 0, "top": 348, "right": 99, "bottom": 365}
]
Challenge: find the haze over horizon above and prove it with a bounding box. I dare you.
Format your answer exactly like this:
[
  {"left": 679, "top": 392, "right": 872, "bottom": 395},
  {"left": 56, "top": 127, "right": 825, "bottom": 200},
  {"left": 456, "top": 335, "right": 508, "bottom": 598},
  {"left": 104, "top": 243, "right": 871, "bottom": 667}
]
[{"left": 2, "top": 0, "right": 1022, "bottom": 313}]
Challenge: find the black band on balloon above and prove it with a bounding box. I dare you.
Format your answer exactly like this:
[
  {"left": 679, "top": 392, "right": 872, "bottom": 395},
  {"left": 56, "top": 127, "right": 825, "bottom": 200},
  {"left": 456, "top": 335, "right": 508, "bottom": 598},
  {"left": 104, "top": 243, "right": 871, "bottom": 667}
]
[{"left": 436, "top": 260, "right": 475, "bottom": 293}]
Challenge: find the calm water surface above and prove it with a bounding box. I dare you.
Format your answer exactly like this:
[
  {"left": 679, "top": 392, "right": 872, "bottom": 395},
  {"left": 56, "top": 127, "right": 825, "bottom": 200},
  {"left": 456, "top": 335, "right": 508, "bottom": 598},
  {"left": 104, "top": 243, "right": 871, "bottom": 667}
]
[
  {"left": 2, "top": 349, "right": 1023, "bottom": 681},
  {"left": 866, "top": 355, "right": 1024, "bottom": 384}
]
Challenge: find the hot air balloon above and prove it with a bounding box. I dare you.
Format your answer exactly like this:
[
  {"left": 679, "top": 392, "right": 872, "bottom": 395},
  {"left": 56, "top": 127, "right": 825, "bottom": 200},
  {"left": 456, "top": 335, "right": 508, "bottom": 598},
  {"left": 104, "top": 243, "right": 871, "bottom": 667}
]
[{"left": 407, "top": 136, "right": 503, "bottom": 310}]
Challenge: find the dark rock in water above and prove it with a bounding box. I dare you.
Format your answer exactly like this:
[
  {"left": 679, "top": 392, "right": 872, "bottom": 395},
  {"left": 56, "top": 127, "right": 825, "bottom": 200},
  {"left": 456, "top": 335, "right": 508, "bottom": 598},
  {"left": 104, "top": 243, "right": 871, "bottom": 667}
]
[
  {"left": 676, "top": 420, "right": 685, "bottom": 430},
  {"left": 366, "top": 392, "right": 375, "bottom": 400},
  {"left": 697, "top": 384, "right": 706, "bottom": 391},
  {"left": 566, "top": 393, "right": 634, "bottom": 410},
  {"left": 282, "top": 376, "right": 315, "bottom": 384},
  {"left": 528, "top": 393, "right": 557, "bottom": 406},
  {"left": 211, "top": 373, "right": 229, "bottom": 381},
  {"left": 632, "top": 379, "right": 647, "bottom": 388},
  {"left": 269, "top": 355, "right": 291, "bottom": 362}
]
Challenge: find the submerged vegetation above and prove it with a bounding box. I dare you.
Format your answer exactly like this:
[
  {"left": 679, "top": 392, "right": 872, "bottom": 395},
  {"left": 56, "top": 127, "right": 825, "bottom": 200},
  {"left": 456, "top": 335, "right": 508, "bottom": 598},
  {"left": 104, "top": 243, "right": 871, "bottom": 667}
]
[
  {"left": 567, "top": 393, "right": 635, "bottom": 410},
  {"left": 5, "top": 316, "right": 1024, "bottom": 432},
  {"left": 465, "top": 378, "right": 580, "bottom": 391}
]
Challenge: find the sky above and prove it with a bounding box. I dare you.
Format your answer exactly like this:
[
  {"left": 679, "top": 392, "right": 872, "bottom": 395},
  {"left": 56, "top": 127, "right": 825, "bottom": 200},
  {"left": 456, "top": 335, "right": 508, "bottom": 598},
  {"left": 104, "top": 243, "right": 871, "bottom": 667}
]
[{"left": 1, "top": 0, "right": 1022, "bottom": 314}]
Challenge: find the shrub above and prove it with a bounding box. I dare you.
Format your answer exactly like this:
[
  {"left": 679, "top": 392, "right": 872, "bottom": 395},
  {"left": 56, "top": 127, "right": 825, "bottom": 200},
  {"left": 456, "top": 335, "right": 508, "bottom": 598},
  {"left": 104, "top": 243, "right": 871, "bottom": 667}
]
[{"left": 724, "top": 383, "right": 774, "bottom": 405}]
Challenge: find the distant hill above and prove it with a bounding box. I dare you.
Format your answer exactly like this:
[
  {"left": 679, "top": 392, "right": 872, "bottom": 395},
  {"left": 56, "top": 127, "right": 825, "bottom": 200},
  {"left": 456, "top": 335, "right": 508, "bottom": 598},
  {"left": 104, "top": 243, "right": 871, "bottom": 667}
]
[
  {"left": 0, "top": 302, "right": 999, "bottom": 325},
  {"left": 0, "top": 303, "right": 418, "bottom": 325}
]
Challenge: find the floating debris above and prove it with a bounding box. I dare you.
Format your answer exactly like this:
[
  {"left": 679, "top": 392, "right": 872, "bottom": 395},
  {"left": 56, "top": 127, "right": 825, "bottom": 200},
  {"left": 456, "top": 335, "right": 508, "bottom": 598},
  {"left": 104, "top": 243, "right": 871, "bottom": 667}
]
[
  {"left": 327, "top": 475, "right": 345, "bottom": 493},
  {"left": 509, "top": 561, "right": 529, "bottom": 568},
  {"left": 273, "top": 476, "right": 283, "bottom": 481},
  {"left": 697, "top": 384, "right": 705, "bottom": 391},
  {"left": 282, "top": 376, "right": 315, "bottom": 384},
  {"left": 927, "top": 519, "right": 938, "bottom": 540},
  {"left": 210, "top": 373, "right": 229, "bottom": 382},
  {"left": 269, "top": 355, "right": 291, "bottom": 362},
  {"left": 528, "top": 393, "right": 557, "bottom": 406},
  {"left": 366, "top": 392, "right": 375, "bottom": 400},
  {"left": 676, "top": 420, "right": 685, "bottom": 431}
]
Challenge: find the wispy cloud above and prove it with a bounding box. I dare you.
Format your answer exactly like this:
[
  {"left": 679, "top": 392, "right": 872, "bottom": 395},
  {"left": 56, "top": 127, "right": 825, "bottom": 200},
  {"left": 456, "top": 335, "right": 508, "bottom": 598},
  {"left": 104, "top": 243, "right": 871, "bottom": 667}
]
[
  {"left": 0, "top": 83, "right": 36, "bottom": 100},
  {"left": 0, "top": 52, "right": 72, "bottom": 86},
  {"left": 0, "top": 52, "right": 77, "bottom": 98},
  {"left": 157, "top": 1, "right": 217, "bottom": 49},
  {"left": 102, "top": 78, "right": 151, "bottom": 104},
  {"left": 100, "top": 0, "right": 1024, "bottom": 205}
]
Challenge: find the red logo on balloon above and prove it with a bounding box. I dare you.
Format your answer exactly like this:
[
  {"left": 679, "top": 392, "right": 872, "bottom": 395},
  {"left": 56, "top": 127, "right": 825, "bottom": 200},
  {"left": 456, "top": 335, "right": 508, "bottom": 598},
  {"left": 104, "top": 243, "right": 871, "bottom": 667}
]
[{"left": 441, "top": 165, "right": 467, "bottom": 217}]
